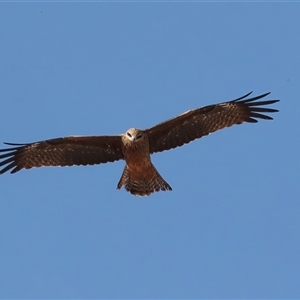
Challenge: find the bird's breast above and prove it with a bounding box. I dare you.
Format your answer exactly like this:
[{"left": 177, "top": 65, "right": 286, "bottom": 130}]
[{"left": 121, "top": 139, "right": 151, "bottom": 171}]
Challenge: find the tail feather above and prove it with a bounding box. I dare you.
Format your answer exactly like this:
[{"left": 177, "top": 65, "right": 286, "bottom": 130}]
[{"left": 117, "top": 164, "right": 172, "bottom": 196}]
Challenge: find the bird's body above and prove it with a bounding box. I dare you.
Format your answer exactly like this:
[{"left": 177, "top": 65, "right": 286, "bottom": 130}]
[
  {"left": 118, "top": 128, "right": 171, "bottom": 195},
  {"left": 121, "top": 128, "right": 151, "bottom": 171},
  {"left": 0, "top": 92, "right": 279, "bottom": 196}
]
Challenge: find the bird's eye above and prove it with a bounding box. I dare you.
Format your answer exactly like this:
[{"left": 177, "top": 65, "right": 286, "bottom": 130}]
[
  {"left": 136, "top": 134, "right": 142, "bottom": 140},
  {"left": 127, "top": 132, "right": 132, "bottom": 137}
]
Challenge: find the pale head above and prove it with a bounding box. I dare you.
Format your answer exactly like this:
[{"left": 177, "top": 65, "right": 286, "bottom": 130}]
[{"left": 124, "top": 128, "right": 144, "bottom": 143}]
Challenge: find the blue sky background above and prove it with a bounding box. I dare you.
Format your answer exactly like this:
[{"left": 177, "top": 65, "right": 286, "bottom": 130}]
[{"left": 0, "top": 3, "right": 299, "bottom": 299}]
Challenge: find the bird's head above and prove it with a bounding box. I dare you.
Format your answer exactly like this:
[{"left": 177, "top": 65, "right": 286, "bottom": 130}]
[{"left": 124, "top": 128, "right": 144, "bottom": 143}]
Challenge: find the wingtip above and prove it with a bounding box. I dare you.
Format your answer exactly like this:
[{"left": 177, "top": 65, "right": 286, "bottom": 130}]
[
  {"left": 238, "top": 91, "right": 253, "bottom": 100},
  {"left": 3, "top": 142, "right": 26, "bottom": 146},
  {"left": 259, "top": 91, "right": 271, "bottom": 98}
]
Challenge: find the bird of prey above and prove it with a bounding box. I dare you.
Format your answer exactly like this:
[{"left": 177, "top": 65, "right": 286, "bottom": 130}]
[{"left": 0, "top": 92, "right": 279, "bottom": 196}]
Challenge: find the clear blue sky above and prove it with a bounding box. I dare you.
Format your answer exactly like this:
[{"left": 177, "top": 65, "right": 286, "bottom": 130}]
[{"left": 0, "top": 2, "right": 299, "bottom": 298}]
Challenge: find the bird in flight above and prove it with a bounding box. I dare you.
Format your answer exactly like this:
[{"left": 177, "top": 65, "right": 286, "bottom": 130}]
[{"left": 0, "top": 92, "right": 279, "bottom": 196}]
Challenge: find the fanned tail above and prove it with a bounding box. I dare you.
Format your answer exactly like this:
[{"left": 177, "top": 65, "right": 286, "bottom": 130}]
[{"left": 117, "top": 164, "right": 172, "bottom": 196}]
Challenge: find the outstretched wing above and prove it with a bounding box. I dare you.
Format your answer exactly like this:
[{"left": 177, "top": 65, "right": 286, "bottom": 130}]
[
  {"left": 0, "top": 135, "right": 123, "bottom": 174},
  {"left": 146, "top": 92, "right": 279, "bottom": 154}
]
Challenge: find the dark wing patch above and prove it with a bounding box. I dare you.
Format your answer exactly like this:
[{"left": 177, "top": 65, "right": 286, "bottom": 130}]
[
  {"left": 146, "top": 92, "right": 279, "bottom": 153},
  {"left": 0, "top": 135, "right": 124, "bottom": 174}
]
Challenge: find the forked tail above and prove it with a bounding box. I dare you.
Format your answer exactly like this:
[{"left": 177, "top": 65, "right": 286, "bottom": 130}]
[{"left": 117, "top": 164, "right": 172, "bottom": 196}]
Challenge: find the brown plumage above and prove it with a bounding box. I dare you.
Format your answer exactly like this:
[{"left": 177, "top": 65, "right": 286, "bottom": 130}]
[
  {"left": 118, "top": 128, "right": 171, "bottom": 196},
  {"left": 0, "top": 92, "right": 279, "bottom": 196}
]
